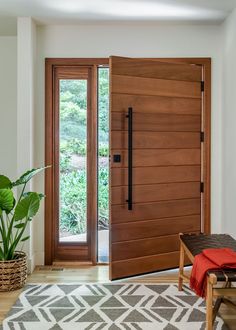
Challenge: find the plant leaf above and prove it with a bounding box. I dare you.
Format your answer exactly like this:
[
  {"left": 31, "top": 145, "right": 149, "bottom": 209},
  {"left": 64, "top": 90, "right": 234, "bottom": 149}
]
[
  {"left": 14, "top": 193, "right": 40, "bottom": 221},
  {"left": 23, "top": 192, "right": 45, "bottom": 200},
  {"left": 0, "top": 189, "right": 14, "bottom": 212},
  {"left": 14, "top": 223, "right": 25, "bottom": 229},
  {"left": 21, "top": 236, "right": 30, "bottom": 242},
  {"left": 38, "top": 193, "right": 45, "bottom": 200},
  {"left": 0, "top": 175, "right": 12, "bottom": 189},
  {"left": 12, "top": 166, "right": 49, "bottom": 187},
  {"left": 0, "top": 246, "right": 4, "bottom": 260}
]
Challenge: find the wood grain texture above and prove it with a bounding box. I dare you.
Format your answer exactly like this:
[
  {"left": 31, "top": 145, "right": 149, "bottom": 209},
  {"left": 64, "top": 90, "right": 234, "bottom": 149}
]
[
  {"left": 112, "top": 198, "right": 201, "bottom": 224},
  {"left": 111, "top": 131, "right": 200, "bottom": 149},
  {"left": 87, "top": 65, "right": 98, "bottom": 265},
  {"left": 46, "top": 58, "right": 109, "bottom": 66},
  {"left": 111, "top": 56, "right": 202, "bottom": 82},
  {"left": 55, "top": 66, "right": 90, "bottom": 79},
  {"left": 111, "top": 251, "right": 180, "bottom": 279},
  {"left": 111, "top": 149, "right": 201, "bottom": 167},
  {"left": 45, "top": 59, "right": 54, "bottom": 265},
  {"left": 111, "top": 166, "right": 201, "bottom": 186},
  {"left": 112, "top": 215, "right": 200, "bottom": 242},
  {"left": 111, "top": 94, "right": 201, "bottom": 115},
  {"left": 111, "top": 112, "right": 201, "bottom": 132},
  {"left": 112, "top": 182, "right": 200, "bottom": 205},
  {"left": 109, "top": 56, "right": 210, "bottom": 280},
  {"left": 111, "top": 233, "right": 200, "bottom": 261},
  {"left": 112, "top": 75, "right": 201, "bottom": 99},
  {"left": 202, "top": 59, "right": 211, "bottom": 234}
]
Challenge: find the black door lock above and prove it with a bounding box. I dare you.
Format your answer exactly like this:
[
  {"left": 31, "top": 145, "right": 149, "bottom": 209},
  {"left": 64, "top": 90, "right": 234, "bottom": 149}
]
[{"left": 113, "top": 154, "right": 121, "bottom": 162}]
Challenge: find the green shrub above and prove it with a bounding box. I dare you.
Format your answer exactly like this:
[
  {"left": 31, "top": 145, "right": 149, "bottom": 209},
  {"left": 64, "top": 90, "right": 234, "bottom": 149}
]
[
  {"left": 60, "top": 139, "right": 108, "bottom": 157},
  {"left": 60, "top": 153, "right": 72, "bottom": 172},
  {"left": 98, "top": 143, "right": 109, "bottom": 157},
  {"left": 67, "top": 139, "right": 86, "bottom": 155},
  {"left": 60, "top": 167, "right": 109, "bottom": 236},
  {"left": 60, "top": 170, "right": 87, "bottom": 235},
  {"left": 98, "top": 166, "right": 109, "bottom": 224}
]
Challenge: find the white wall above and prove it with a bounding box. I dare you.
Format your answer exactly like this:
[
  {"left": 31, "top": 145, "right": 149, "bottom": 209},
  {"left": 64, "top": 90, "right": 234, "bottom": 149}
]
[
  {"left": 34, "top": 23, "right": 223, "bottom": 264},
  {"left": 0, "top": 37, "right": 17, "bottom": 180},
  {"left": 17, "top": 17, "right": 37, "bottom": 272},
  {"left": 222, "top": 9, "right": 236, "bottom": 238}
]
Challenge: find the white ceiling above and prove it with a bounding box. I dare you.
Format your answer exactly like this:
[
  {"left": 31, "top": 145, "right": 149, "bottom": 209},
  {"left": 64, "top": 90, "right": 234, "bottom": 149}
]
[{"left": 0, "top": 0, "right": 236, "bottom": 35}]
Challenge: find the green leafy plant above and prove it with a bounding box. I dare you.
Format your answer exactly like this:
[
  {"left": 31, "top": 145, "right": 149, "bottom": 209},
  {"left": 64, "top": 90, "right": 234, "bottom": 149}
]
[
  {"left": 59, "top": 167, "right": 109, "bottom": 236},
  {"left": 0, "top": 167, "right": 47, "bottom": 261}
]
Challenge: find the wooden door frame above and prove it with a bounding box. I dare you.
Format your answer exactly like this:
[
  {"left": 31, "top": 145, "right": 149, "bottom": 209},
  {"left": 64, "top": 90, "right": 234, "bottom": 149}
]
[
  {"left": 145, "top": 58, "right": 211, "bottom": 234},
  {"left": 168, "top": 58, "right": 211, "bottom": 234},
  {"left": 45, "top": 58, "right": 109, "bottom": 265},
  {"left": 45, "top": 57, "right": 210, "bottom": 265}
]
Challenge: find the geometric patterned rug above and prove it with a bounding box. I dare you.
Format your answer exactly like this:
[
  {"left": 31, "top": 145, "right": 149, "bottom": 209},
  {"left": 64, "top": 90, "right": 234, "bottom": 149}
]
[{"left": 1, "top": 283, "right": 228, "bottom": 330}]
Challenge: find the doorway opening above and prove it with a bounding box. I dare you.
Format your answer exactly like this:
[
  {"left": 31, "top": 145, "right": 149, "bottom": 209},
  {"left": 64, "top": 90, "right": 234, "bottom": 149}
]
[
  {"left": 57, "top": 67, "right": 110, "bottom": 264},
  {"left": 45, "top": 57, "right": 210, "bottom": 279},
  {"left": 98, "top": 67, "right": 109, "bottom": 263},
  {"left": 45, "top": 59, "right": 109, "bottom": 264},
  {"left": 59, "top": 67, "right": 109, "bottom": 263}
]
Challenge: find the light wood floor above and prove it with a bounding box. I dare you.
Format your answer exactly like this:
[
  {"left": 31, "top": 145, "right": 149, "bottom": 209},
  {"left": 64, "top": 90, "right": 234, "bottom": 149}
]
[{"left": 0, "top": 265, "right": 236, "bottom": 329}]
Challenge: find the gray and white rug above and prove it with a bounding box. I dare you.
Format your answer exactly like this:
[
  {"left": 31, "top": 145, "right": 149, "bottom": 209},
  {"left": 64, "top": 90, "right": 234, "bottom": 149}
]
[{"left": 2, "top": 283, "right": 227, "bottom": 330}]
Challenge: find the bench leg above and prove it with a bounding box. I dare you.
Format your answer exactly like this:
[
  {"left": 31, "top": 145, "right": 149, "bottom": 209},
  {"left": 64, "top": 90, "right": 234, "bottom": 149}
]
[
  {"left": 206, "top": 277, "right": 213, "bottom": 330},
  {"left": 178, "top": 241, "right": 184, "bottom": 291}
]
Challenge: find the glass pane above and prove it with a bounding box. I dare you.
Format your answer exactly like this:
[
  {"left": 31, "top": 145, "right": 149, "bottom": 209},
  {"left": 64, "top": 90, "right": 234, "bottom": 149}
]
[
  {"left": 59, "top": 79, "right": 87, "bottom": 243},
  {"left": 98, "top": 68, "right": 109, "bottom": 262}
]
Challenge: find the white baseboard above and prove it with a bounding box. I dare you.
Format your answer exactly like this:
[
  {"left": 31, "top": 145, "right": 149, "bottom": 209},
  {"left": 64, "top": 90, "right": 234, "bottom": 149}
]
[{"left": 27, "top": 252, "right": 44, "bottom": 273}]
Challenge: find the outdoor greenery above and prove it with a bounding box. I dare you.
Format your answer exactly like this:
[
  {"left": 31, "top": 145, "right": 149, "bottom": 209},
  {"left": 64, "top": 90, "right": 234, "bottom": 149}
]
[
  {"left": 0, "top": 168, "right": 46, "bottom": 260},
  {"left": 59, "top": 68, "right": 109, "bottom": 237}
]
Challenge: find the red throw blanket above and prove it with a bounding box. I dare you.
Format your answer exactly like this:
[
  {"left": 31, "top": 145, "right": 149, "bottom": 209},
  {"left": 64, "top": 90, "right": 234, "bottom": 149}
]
[{"left": 190, "top": 248, "right": 236, "bottom": 298}]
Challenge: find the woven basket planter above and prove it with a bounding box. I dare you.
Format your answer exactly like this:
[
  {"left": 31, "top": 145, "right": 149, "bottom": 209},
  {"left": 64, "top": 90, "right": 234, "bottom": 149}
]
[{"left": 0, "top": 251, "right": 27, "bottom": 292}]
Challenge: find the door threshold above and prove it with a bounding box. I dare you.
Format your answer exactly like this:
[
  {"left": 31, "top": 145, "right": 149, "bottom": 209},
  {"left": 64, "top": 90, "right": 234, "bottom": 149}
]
[
  {"left": 96, "top": 262, "right": 109, "bottom": 266},
  {"left": 52, "top": 261, "right": 94, "bottom": 267}
]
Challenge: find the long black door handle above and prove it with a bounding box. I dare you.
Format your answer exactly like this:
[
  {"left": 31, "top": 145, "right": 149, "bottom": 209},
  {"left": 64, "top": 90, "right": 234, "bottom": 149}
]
[{"left": 126, "top": 107, "right": 133, "bottom": 210}]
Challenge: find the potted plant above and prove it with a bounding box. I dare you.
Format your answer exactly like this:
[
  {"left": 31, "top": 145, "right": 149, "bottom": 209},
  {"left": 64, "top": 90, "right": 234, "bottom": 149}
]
[{"left": 0, "top": 167, "right": 46, "bottom": 291}]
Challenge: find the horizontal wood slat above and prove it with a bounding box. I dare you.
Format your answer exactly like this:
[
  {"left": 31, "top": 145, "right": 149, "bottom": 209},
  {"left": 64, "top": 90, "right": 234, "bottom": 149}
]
[
  {"left": 112, "top": 75, "right": 201, "bottom": 99},
  {"left": 112, "top": 198, "right": 201, "bottom": 224},
  {"left": 112, "top": 233, "right": 197, "bottom": 261},
  {"left": 109, "top": 56, "right": 209, "bottom": 281},
  {"left": 112, "top": 215, "right": 200, "bottom": 242},
  {"left": 111, "top": 112, "right": 201, "bottom": 132},
  {"left": 55, "top": 66, "right": 90, "bottom": 79},
  {"left": 111, "top": 57, "right": 202, "bottom": 82},
  {"left": 111, "top": 166, "right": 201, "bottom": 187},
  {"left": 112, "top": 182, "right": 200, "bottom": 205},
  {"left": 111, "top": 149, "right": 200, "bottom": 167},
  {"left": 55, "top": 245, "right": 90, "bottom": 261},
  {"left": 111, "top": 131, "right": 200, "bottom": 149},
  {"left": 111, "top": 251, "right": 180, "bottom": 279},
  {"left": 111, "top": 94, "right": 201, "bottom": 115}
]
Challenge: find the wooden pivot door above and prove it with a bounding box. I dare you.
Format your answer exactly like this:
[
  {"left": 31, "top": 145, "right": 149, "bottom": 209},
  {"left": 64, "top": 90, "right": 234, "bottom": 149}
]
[{"left": 109, "top": 56, "right": 211, "bottom": 280}]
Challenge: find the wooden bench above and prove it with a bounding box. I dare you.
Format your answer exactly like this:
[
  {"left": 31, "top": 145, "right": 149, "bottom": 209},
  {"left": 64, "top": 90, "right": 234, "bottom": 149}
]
[{"left": 178, "top": 233, "right": 236, "bottom": 330}]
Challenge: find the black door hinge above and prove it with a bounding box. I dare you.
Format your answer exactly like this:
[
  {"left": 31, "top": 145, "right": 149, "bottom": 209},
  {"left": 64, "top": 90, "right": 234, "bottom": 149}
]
[
  {"left": 200, "top": 131, "right": 204, "bottom": 142},
  {"left": 200, "top": 182, "right": 204, "bottom": 193},
  {"left": 201, "top": 81, "right": 204, "bottom": 92}
]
